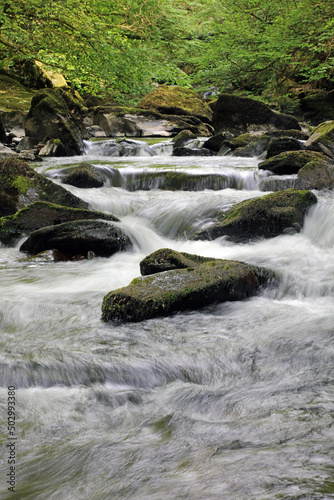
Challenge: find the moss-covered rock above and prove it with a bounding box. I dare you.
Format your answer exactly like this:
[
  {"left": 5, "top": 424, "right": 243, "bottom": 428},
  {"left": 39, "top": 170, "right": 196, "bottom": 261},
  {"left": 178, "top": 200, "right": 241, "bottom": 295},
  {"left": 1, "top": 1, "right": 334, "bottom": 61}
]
[
  {"left": 136, "top": 85, "right": 213, "bottom": 123},
  {"left": 230, "top": 135, "right": 271, "bottom": 157},
  {"left": 102, "top": 256, "right": 273, "bottom": 322},
  {"left": 0, "top": 201, "right": 118, "bottom": 245},
  {"left": 194, "top": 189, "right": 317, "bottom": 242},
  {"left": 172, "top": 130, "right": 197, "bottom": 148},
  {"left": 140, "top": 248, "right": 216, "bottom": 275},
  {"left": 258, "top": 151, "right": 330, "bottom": 175},
  {"left": 300, "top": 92, "right": 334, "bottom": 125},
  {"left": 295, "top": 156, "right": 334, "bottom": 190},
  {"left": 305, "top": 121, "right": 334, "bottom": 158},
  {"left": 25, "top": 88, "right": 87, "bottom": 155},
  {"left": 20, "top": 219, "right": 130, "bottom": 258},
  {"left": 212, "top": 94, "right": 300, "bottom": 135},
  {"left": 62, "top": 162, "right": 104, "bottom": 188},
  {"left": 0, "top": 157, "right": 88, "bottom": 217},
  {"left": 266, "top": 137, "right": 304, "bottom": 158},
  {"left": 203, "top": 132, "right": 234, "bottom": 153}
]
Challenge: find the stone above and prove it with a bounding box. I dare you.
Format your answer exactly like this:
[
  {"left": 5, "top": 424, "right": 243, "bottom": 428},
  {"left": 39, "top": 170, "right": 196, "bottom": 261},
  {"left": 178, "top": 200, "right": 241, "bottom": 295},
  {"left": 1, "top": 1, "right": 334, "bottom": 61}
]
[
  {"left": 172, "top": 147, "right": 214, "bottom": 156},
  {"left": 258, "top": 151, "right": 330, "bottom": 175},
  {"left": 212, "top": 94, "right": 300, "bottom": 135},
  {"left": 295, "top": 156, "right": 334, "bottom": 190},
  {"left": 102, "top": 254, "right": 273, "bottom": 322},
  {"left": 305, "top": 121, "right": 334, "bottom": 158},
  {"left": 0, "top": 201, "right": 119, "bottom": 245},
  {"left": 140, "top": 248, "right": 216, "bottom": 275},
  {"left": 0, "top": 157, "right": 88, "bottom": 217},
  {"left": 20, "top": 219, "right": 131, "bottom": 258},
  {"left": 62, "top": 163, "right": 104, "bottom": 188},
  {"left": 172, "top": 130, "right": 197, "bottom": 148},
  {"left": 194, "top": 189, "right": 317, "bottom": 242},
  {"left": 266, "top": 137, "right": 304, "bottom": 159}
]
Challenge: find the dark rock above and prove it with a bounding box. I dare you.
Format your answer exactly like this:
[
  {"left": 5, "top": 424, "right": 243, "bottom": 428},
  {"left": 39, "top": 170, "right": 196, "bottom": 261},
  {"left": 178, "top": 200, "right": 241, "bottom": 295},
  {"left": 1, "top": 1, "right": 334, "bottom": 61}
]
[
  {"left": 259, "top": 151, "right": 329, "bottom": 175},
  {"left": 102, "top": 255, "right": 274, "bottom": 322},
  {"left": 295, "top": 156, "right": 334, "bottom": 190},
  {"left": 25, "top": 88, "right": 87, "bottom": 156},
  {"left": 62, "top": 163, "right": 104, "bottom": 188},
  {"left": 230, "top": 135, "right": 271, "bottom": 157},
  {"left": 305, "top": 121, "right": 334, "bottom": 158},
  {"left": 140, "top": 248, "right": 216, "bottom": 275},
  {"left": 16, "top": 136, "right": 38, "bottom": 153},
  {"left": 266, "top": 137, "right": 304, "bottom": 159},
  {"left": 203, "top": 132, "right": 234, "bottom": 152},
  {"left": 172, "top": 130, "right": 197, "bottom": 148},
  {"left": 194, "top": 189, "right": 317, "bottom": 242},
  {"left": 0, "top": 116, "right": 7, "bottom": 143},
  {"left": 212, "top": 94, "right": 300, "bottom": 135},
  {"left": 0, "top": 158, "right": 88, "bottom": 217},
  {"left": 38, "top": 139, "right": 68, "bottom": 157},
  {"left": 136, "top": 85, "right": 213, "bottom": 123},
  {"left": 0, "top": 201, "right": 118, "bottom": 245},
  {"left": 172, "top": 147, "right": 214, "bottom": 156},
  {"left": 20, "top": 220, "right": 130, "bottom": 258},
  {"left": 300, "top": 92, "right": 334, "bottom": 125}
]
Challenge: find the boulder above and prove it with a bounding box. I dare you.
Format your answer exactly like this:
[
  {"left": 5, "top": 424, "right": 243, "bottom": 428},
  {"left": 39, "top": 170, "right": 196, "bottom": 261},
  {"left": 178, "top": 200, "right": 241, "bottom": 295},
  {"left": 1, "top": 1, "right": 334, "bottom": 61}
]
[
  {"left": 266, "top": 137, "right": 304, "bottom": 159},
  {"left": 203, "top": 132, "right": 234, "bottom": 153},
  {"left": 0, "top": 116, "right": 7, "bottom": 143},
  {"left": 172, "top": 130, "right": 197, "bottom": 148},
  {"left": 258, "top": 151, "right": 330, "bottom": 175},
  {"left": 212, "top": 94, "right": 300, "bottom": 135},
  {"left": 20, "top": 219, "right": 130, "bottom": 258},
  {"left": 305, "top": 121, "right": 334, "bottom": 158},
  {"left": 229, "top": 135, "right": 271, "bottom": 157},
  {"left": 194, "top": 189, "right": 317, "bottom": 242},
  {"left": 0, "top": 158, "right": 88, "bottom": 217},
  {"left": 300, "top": 92, "right": 334, "bottom": 125},
  {"left": 0, "top": 201, "right": 118, "bottom": 245},
  {"left": 25, "top": 88, "right": 87, "bottom": 156},
  {"left": 136, "top": 85, "right": 213, "bottom": 123},
  {"left": 172, "top": 147, "right": 214, "bottom": 156},
  {"left": 102, "top": 254, "right": 273, "bottom": 322},
  {"left": 0, "top": 143, "right": 17, "bottom": 159},
  {"left": 295, "top": 156, "right": 334, "bottom": 190},
  {"left": 140, "top": 248, "right": 215, "bottom": 275},
  {"left": 62, "top": 163, "right": 104, "bottom": 188}
]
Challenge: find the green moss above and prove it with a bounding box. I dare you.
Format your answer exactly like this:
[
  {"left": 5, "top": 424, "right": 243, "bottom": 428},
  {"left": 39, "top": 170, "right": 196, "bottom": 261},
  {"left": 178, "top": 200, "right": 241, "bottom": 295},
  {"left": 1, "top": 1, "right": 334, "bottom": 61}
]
[
  {"left": 0, "top": 75, "right": 35, "bottom": 112},
  {"left": 11, "top": 176, "right": 34, "bottom": 194}
]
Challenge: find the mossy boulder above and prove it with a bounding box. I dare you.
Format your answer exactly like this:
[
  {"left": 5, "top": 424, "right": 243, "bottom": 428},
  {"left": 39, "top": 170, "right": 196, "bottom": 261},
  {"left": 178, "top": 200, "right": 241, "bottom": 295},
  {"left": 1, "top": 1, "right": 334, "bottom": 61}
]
[
  {"left": 25, "top": 88, "right": 87, "bottom": 155},
  {"left": 20, "top": 219, "right": 130, "bottom": 258},
  {"left": 172, "top": 130, "right": 197, "bottom": 148},
  {"left": 305, "top": 121, "right": 334, "bottom": 158},
  {"left": 0, "top": 201, "right": 118, "bottom": 245},
  {"left": 140, "top": 248, "right": 216, "bottom": 275},
  {"left": 0, "top": 157, "right": 88, "bottom": 217},
  {"left": 295, "top": 156, "right": 334, "bottom": 190},
  {"left": 102, "top": 255, "right": 273, "bottom": 322},
  {"left": 136, "top": 85, "right": 213, "bottom": 123},
  {"left": 194, "top": 189, "right": 317, "bottom": 242},
  {"left": 212, "top": 94, "right": 300, "bottom": 135},
  {"left": 300, "top": 92, "right": 334, "bottom": 125},
  {"left": 203, "top": 132, "right": 234, "bottom": 153},
  {"left": 62, "top": 162, "right": 104, "bottom": 188},
  {"left": 258, "top": 151, "right": 330, "bottom": 175},
  {"left": 230, "top": 135, "right": 271, "bottom": 157},
  {"left": 266, "top": 137, "right": 304, "bottom": 158}
]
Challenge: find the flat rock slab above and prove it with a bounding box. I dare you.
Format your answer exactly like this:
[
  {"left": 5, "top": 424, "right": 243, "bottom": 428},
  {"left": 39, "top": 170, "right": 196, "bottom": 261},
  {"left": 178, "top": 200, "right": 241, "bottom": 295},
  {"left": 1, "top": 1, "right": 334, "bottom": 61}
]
[
  {"left": 102, "top": 257, "right": 273, "bottom": 322},
  {"left": 20, "top": 219, "right": 130, "bottom": 258}
]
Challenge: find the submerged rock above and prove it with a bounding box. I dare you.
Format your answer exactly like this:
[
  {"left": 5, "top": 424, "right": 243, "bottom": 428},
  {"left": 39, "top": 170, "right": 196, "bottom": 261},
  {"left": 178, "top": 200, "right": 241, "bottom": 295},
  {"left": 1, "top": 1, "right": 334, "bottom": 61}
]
[
  {"left": 102, "top": 252, "right": 273, "bottom": 322},
  {"left": 212, "top": 94, "right": 300, "bottom": 135},
  {"left": 259, "top": 151, "right": 331, "bottom": 175},
  {"left": 194, "top": 189, "right": 317, "bottom": 242},
  {"left": 20, "top": 219, "right": 130, "bottom": 258},
  {"left": 0, "top": 158, "right": 88, "bottom": 217},
  {"left": 62, "top": 162, "right": 104, "bottom": 188},
  {"left": 0, "top": 201, "right": 119, "bottom": 245}
]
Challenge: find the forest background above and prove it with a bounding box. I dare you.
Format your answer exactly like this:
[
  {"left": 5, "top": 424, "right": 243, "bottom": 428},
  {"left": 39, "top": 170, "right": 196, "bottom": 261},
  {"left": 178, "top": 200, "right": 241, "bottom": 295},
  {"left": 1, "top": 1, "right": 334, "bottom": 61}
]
[{"left": 1, "top": 0, "right": 334, "bottom": 111}]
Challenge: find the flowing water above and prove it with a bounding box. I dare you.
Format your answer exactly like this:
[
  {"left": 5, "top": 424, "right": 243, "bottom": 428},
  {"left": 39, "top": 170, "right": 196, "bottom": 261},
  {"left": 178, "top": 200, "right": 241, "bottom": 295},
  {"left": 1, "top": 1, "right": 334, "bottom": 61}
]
[{"left": 0, "top": 139, "right": 334, "bottom": 499}]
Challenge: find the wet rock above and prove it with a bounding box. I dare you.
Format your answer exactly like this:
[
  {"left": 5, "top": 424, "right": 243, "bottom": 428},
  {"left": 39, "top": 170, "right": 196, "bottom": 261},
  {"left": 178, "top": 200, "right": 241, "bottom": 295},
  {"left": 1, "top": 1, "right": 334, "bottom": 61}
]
[
  {"left": 212, "top": 94, "right": 300, "bottom": 135},
  {"left": 305, "top": 121, "right": 334, "bottom": 158},
  {"left": 203, "top": 132, "right": 234, "bottom": 153},
  {"left": 230, "top": 135, "right": 271, "bottom": 157},
  {"left": 259, "top": 151, "right": 330, "bottom": 175},
  {"left": 140, "top": 248, "right": 216, "bottom": 275},
  {"left": 194, "top": 189, "right": 317, "bottom": 242},
  {"left": 172, "top": 147, "right": 214, "bottom": 156},
  {"left": 172, "top": 130, "right": 197, "bottom": 148},
  {"left": 0, "top": 201, "right": 118, "bottom": 245},
  {"left": 0, "top": 116, "right": 7, "bottom": 144},
  {"left": 266, "top": 137, "right": 304, "bottom": 159},
  {"left": 62, "top": 163, "right": 104, "bottom": 188},
  {"left": 102, "top": 255, "right": 273, "bottom": 322},
  {"left": 20, "top": 219, "right": 130, "bottom": 258},
  {"left": 25, "top": 88, "right": 87, "bottom": 156},
  {"left": 0, "top": 157, "right": 88, "bottom": 217},
  {"left": 136, "top": 85, "right": 213, "bottom": 123},
  {"left": 295, "top": 156, "right": 334, "bottom": 190}
]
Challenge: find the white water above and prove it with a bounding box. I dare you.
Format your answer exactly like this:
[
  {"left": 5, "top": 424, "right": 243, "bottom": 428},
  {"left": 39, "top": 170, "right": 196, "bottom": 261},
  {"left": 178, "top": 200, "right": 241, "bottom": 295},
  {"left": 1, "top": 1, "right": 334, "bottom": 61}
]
[{"left": 1, "top": 144, "right": 334, "bottom": 499}]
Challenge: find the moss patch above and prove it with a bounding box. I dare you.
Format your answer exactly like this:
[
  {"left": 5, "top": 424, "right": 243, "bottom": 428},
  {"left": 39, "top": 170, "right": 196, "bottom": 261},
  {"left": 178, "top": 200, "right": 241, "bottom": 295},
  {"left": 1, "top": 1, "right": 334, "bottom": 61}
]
[{"left": 0, "top": 74, "right": 34, "bottom": 113}]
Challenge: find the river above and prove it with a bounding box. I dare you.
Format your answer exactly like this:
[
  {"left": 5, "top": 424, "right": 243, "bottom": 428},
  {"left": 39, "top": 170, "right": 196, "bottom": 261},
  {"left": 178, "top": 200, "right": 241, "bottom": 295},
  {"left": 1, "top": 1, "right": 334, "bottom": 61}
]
[{"left": 0, "top": 139, "right": 333, "bottom": 499}]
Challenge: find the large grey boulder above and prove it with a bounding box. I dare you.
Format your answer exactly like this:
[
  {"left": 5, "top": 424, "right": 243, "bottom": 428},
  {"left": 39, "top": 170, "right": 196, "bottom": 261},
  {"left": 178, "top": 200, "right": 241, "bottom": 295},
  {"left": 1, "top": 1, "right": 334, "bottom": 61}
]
[{"left": 102, "top": 250, "right": 273, "bottom": 322}]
